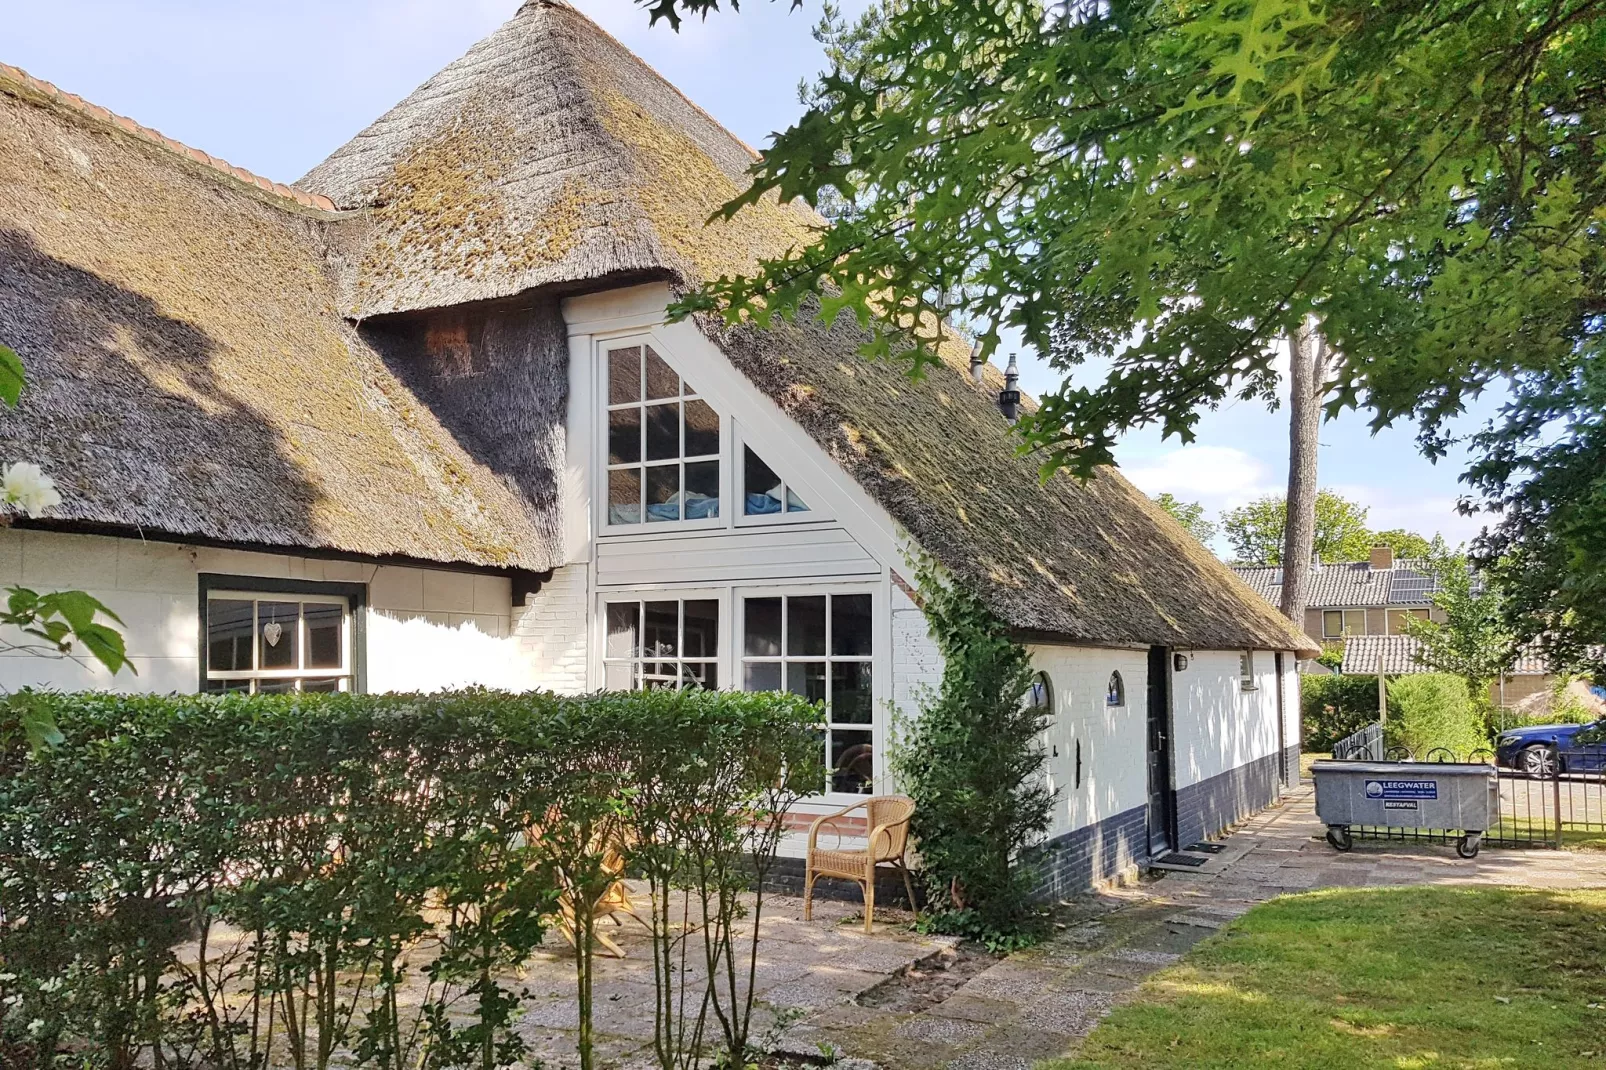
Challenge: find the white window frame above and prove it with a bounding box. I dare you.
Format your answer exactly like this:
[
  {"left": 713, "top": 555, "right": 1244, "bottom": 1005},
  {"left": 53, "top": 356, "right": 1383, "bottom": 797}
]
[
  {"left": 732, "top": 423, "right": 827, "bottom": 528},
  {"left": 736, "top": 585, "right": 880, "bottom": 799},
  {"left": 1387, "top": 607, "right": 1430, "bottom": 635},
  {"left": 203, "top": 589, "right": 354, "bottom": 693},
  {"left": 598, "top": 335, "right": 727, "bottom": 534},
  {"left": 1322, "top": 608, "right": 1367, "bottom": 639},
  {"left": 598, "top": 591, "right": 727, "bottom": 691},
  {"left": 1239, "top": 650, "right": 1259, "bottom": 692}
]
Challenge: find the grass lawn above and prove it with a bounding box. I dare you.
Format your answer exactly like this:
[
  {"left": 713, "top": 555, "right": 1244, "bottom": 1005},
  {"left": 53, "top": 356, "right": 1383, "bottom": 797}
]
[{"left": 1052, "top": 886, "right": 1606, "bottom": 1069}]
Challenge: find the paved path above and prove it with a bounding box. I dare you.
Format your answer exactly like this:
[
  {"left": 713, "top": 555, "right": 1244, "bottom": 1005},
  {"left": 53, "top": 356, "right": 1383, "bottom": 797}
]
[{"left": 795, "top": 784, "right": 1606, "bottom": 1070}]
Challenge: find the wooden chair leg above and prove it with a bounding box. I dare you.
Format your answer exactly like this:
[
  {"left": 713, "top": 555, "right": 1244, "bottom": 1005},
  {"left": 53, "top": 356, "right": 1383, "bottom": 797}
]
[
  {"left": 803, "top": 866, "right": 816, "bottom": 921},
  {"left": 862, "top": 874, "right": 875, "bottom": 934},
  {"left": 897, "top": 861, "right": 918, "bottom": 916}
]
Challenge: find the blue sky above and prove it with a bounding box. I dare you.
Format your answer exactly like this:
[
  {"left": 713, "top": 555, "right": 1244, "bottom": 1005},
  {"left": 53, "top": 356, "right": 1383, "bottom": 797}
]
[{"left": 5, "top": 0, "right": 1499, "bottom": 552}]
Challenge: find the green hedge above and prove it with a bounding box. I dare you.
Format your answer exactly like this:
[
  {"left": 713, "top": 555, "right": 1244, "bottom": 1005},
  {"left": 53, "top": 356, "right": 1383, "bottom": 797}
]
[
  {"left": 1385, "top": 674, "right": 1484, "bottom": 759},
  {"left": 1301, "top": 673, "right": 1382, "bottom": 750},
  {"left": 0, "top": 688, "right": 820, "bottom": 1070}
]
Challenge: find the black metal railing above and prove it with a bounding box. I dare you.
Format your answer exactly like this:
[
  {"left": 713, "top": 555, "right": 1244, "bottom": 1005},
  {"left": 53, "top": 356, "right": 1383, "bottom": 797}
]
[{"left": 1332, "top": 722, "right": 1384, "bottom": 761}]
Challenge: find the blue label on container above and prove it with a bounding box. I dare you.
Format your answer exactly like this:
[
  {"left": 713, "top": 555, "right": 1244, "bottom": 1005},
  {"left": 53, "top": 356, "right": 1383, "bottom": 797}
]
[{"left": 1364, "top": 779, "right": 1438, "bottom": 800}]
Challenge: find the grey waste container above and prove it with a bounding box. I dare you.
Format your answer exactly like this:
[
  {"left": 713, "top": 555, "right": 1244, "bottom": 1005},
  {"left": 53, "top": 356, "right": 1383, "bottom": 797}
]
[{"left": 1311, "top": 759, "right": 1498, "bottom": 858}]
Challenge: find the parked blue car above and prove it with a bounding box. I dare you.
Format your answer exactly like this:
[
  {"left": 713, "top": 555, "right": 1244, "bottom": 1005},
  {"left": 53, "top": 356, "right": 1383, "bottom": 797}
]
[{"left": 1495, "top": 719, "right": 1606, "bottom": 777}]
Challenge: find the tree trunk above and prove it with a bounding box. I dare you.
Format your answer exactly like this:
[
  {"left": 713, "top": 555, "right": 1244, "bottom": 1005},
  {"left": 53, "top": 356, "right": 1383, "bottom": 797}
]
[{"left": 1279, "top": 324, "right": 1326, "bottom": 626}]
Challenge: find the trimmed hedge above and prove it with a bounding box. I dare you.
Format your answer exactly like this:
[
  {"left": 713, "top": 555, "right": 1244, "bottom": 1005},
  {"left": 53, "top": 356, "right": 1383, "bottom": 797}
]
[
  {"left": 1301, "top": 673, "right": 1382, "bottom": 750},
  {"left": 0, "top": 688, "right": 820, "bottom": 1070}
]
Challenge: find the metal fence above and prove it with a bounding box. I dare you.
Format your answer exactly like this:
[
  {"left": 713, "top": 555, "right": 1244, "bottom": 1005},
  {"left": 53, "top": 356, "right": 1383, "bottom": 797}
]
[{"left": 1323, "top": 729, "right": 1606, "bottom": 849}]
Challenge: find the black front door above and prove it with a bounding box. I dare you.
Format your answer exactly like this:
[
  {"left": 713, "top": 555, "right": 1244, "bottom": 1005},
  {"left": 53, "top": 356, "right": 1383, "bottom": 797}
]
[{"left": 1146, "top": 646, "right": 1175, "bottom": 857}]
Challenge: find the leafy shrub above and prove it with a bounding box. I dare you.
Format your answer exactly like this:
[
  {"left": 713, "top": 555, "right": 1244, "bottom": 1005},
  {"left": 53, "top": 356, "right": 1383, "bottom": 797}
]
[
  {"left": 1301, "top": 673, "right": 1381, "bottom": 750},
  {"left": 0, "top": 688, "right": 819, "bottom": 1070},
  {"left": 891, "top": 561, "right": 1053, "bottom": 952},
  {"left": 1385, "top": 673, "right": 1484, "bottom": 759}
]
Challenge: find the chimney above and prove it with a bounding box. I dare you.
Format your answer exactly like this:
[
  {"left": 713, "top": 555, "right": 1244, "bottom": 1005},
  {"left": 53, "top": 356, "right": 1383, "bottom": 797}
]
[
  {"left": 969, "top": 339, "right": 985, "bottom": 386},
  {"left": 998, "top": 353, "right": 1021, "bottom": 421},
  {"left": 1369, "top": 545, "right": 1395, "bottom": 571}
]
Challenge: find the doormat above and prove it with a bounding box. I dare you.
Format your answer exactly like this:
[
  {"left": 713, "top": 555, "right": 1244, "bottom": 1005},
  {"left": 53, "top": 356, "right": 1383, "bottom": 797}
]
[
  {"left": 1155, "top": 853, "right": 1208, "bottom": 867},
  {"left": 1184, "top": 842, "right": 1226, "bottom": 854}
]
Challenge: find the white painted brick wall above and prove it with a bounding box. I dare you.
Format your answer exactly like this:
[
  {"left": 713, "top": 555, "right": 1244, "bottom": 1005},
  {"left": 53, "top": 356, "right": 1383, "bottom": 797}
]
[
  {"left": 890, "top": 585, "right": 942, "bottom": 719},
  {"left": 512, "top": 563, "right": 588, "bottom": 693}
]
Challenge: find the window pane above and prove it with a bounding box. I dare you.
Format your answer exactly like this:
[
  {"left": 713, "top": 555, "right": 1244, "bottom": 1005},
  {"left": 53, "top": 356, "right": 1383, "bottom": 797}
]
[
  {"left": 684, "top": 400, "right": 719, "bottom": 457},
  {"left": 606, "top": 603, "right": 640, "bottom": 658},
  {"left": 744, "top": 661, "right": 781, "bottom": 691},
  {"left": 208, "top": 598, "right": 254, "bottom": 672},
  {"left": 259, "top": 601, "right": 299, "bottom": 670},
  {"left": 684, "top": 461, "right": 719, "bottom": 519},
  {"left": 609, "top": 468, "right": 641, "bottom": 525},
  {"left": 203, "top": 677, "right": 251, "bottom": 694},
  {"left": 645, "top": 465, "right": 680, "bottom": 522},
  {"left": 744, "top": 447, "right": 783, "bottom": 515},
  {"left": 645, "top": 346, "right": 679, "bottom": 400},
  {"left": 684, "top": 661, "right": 717, "bottom": 690},
  {"left": 1323, "top": 610, "right": 1342, "bottom": 636},
  {"left": 643, "top": 601, "right": 678, "bottom": 658},
  {"left": 604, "top": 661, "right": 637, "bottom": 690},
  {"left": 1347, "top": 610, "right": 1366, "bottom": 633},
  {"left": 305, "top": 603, "right": 343, "bottom": 669},
  {"left": 830, "top": 661, "right": 872, "bottom": 724},
  {"left": 643, "top": 662, "right": 679, "bottom": 690},
  {"left": 609, "top": 408, "right": 641, "bottom": 465},
  {"left": 301, "top": 678, "right": 342, "bottom": 693},
  {"left": 258, "top": 678, "right": 297, "bottom": 694},
  {"left": 788, "top": 596, "right": 826, "bottom": 656},
  {"left": 609, "top": 347, "right": 641, "bottom": 405},
  {"left": 744, "top": 597, "right": 782, "bottom": 656},
  {"left": 830, "top": 729, "right": 873, "bottom": 794},
  {"left": 785, "top": 488, "right": 810, "bottom": 513},
  {"left": 787, "top": 661, "right": 826, "bottom": 704},
  {"left": 645, "top": 402, "right": 680, "bottom": 461},
  {"left": 832, "top": 594, "right": 872, "bottom": 656},
  {"left": 683, "top": 600, "right": 719, "bottom": 659}
]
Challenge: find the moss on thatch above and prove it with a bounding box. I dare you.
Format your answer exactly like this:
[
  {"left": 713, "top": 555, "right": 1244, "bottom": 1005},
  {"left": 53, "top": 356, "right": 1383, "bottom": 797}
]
[
  {"left": 707, "top": 310, "right": 1317, "bottom": 655},
  {"left": 0, "top": 73, "right": 559, "bottom": 571}
]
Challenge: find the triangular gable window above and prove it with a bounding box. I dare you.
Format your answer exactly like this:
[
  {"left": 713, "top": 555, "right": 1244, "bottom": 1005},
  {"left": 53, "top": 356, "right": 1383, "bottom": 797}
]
[{"left": 743, "top": 447, "right": 811, "bottom": 516}]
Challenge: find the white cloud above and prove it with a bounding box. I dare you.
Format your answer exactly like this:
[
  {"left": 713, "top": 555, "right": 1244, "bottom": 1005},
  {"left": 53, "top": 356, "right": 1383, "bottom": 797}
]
[{"left": 1122, "top": 445, "right": 1279, "bottom": 513}]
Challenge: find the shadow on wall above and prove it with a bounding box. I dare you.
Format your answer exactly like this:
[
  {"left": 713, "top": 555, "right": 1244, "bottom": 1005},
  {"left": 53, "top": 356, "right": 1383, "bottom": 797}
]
[
  {"left": 363, "top": 299, "right": 567, "bottom": 530},
  {"left": 0, "top": 228, "right": 323, "bottom": 544}
]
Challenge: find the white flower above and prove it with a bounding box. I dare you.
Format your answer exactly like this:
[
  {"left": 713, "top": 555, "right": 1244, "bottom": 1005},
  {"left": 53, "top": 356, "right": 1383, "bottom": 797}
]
[{"left": 2, "top": 461, "right": 61, "bottom": 517}]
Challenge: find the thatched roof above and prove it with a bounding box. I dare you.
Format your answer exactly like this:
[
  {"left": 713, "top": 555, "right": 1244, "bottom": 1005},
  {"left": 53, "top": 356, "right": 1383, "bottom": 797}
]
[
  {"left": 0, "top": 69, "right": 560, "bottom": 573},
  {"left": 297, "top": 0, "right": 1314, "bottom": 653},
  {"left": 299, "top": 0, "right": 819, "bottom": 319},
  {"left": 711, "top": 313, "right": 1318, "bottom": 655}
]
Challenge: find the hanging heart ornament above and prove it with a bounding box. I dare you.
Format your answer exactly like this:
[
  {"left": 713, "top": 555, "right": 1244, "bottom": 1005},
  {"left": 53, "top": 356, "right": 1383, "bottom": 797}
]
[{"left": 263, "top": 621, "right": 283, "bottom": 647}]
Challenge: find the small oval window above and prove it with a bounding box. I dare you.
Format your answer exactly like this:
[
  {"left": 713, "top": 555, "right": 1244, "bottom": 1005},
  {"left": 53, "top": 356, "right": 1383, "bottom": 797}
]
[
  {"left": 1024, "top": 671, "right": 1053, "bottom": 716},
  {"left": 1106, "top": 671, "right": 1125, "bottom": 707}
]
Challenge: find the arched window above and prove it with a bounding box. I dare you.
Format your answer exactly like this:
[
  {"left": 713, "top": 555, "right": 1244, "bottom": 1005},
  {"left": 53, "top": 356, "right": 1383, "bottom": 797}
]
[
  {"left": 1024, "top": 671, "right": 1053, "bottom": 716},
  {"left": 1106, "top": 671, "right": 1125, "bottom": 707}
]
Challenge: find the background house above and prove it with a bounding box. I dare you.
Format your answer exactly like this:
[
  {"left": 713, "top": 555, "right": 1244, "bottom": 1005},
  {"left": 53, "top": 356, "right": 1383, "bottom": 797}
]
[
  {"left": 1234, "top": 547, "right": 1556, "bottom": 707},
  {"left": 0, "top": 0, "right": 1317, "bottom": 894}
]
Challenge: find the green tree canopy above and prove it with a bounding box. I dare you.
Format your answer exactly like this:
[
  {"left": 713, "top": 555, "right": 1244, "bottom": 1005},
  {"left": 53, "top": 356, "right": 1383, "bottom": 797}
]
[
  {"left": 1370, "top": 529, "right": 1436, "bottom": 560},
  {"left": 1402, "top": 543, "right": 1517, "bottom": 692},
  {"left": 1151, "top": 492, "right": 1217, "bottom": 547},
  {"left": 1222, "top": 490, "right": 1375, "bottom": 565},
  {"left": 646, "top": 0, "right": 1606, "bottom": 662}
]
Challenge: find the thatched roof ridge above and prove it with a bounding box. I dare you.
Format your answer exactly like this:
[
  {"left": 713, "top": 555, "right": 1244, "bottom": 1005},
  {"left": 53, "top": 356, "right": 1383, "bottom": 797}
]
[
  {"left": 0, "top": 73, "right": 560, "bottom": 573},
  {"left": 709, "top": 311, "right": 1320, "bottom": 655},
  {"left": 298, "top": 0, "right": 818, "bottom": 319},
  {"left": 0, "top": 62, "right": 335, "bottom": 212}
]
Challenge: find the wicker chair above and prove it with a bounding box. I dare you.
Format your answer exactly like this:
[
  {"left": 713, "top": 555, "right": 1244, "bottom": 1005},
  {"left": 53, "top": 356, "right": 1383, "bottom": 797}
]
[{"left": 803, "top": 794, "right": 917, "bottom": 933}]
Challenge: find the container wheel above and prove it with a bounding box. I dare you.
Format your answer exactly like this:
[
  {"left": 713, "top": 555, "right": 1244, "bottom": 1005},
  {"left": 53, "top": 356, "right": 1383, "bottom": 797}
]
[
  {"left": 1456, "top": 835, "right": 1481, "bottom": 859},
  {"left": 1326, "top": 826, "right": 1353, "bottom": 852}
]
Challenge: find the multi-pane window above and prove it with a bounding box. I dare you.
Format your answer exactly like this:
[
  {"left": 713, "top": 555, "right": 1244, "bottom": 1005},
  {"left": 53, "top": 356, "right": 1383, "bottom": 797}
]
[
  {"left": 1322, "top": 609, "right": 1367, "bottom": 638},
  {"left": 606, "top": 344, "right": 720, "bottom": 525},
  {"left": 742, "top": 447, "right": 810, "bottom": 516},
  {"left": 741, "top": 593, "right": 873, "bottom": 794},
  {"left": 204, "top": 593, "right": 352, "bottom": 693},
  {"left": 603, "top": 598, "right": 720, "bottom": 690}
]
